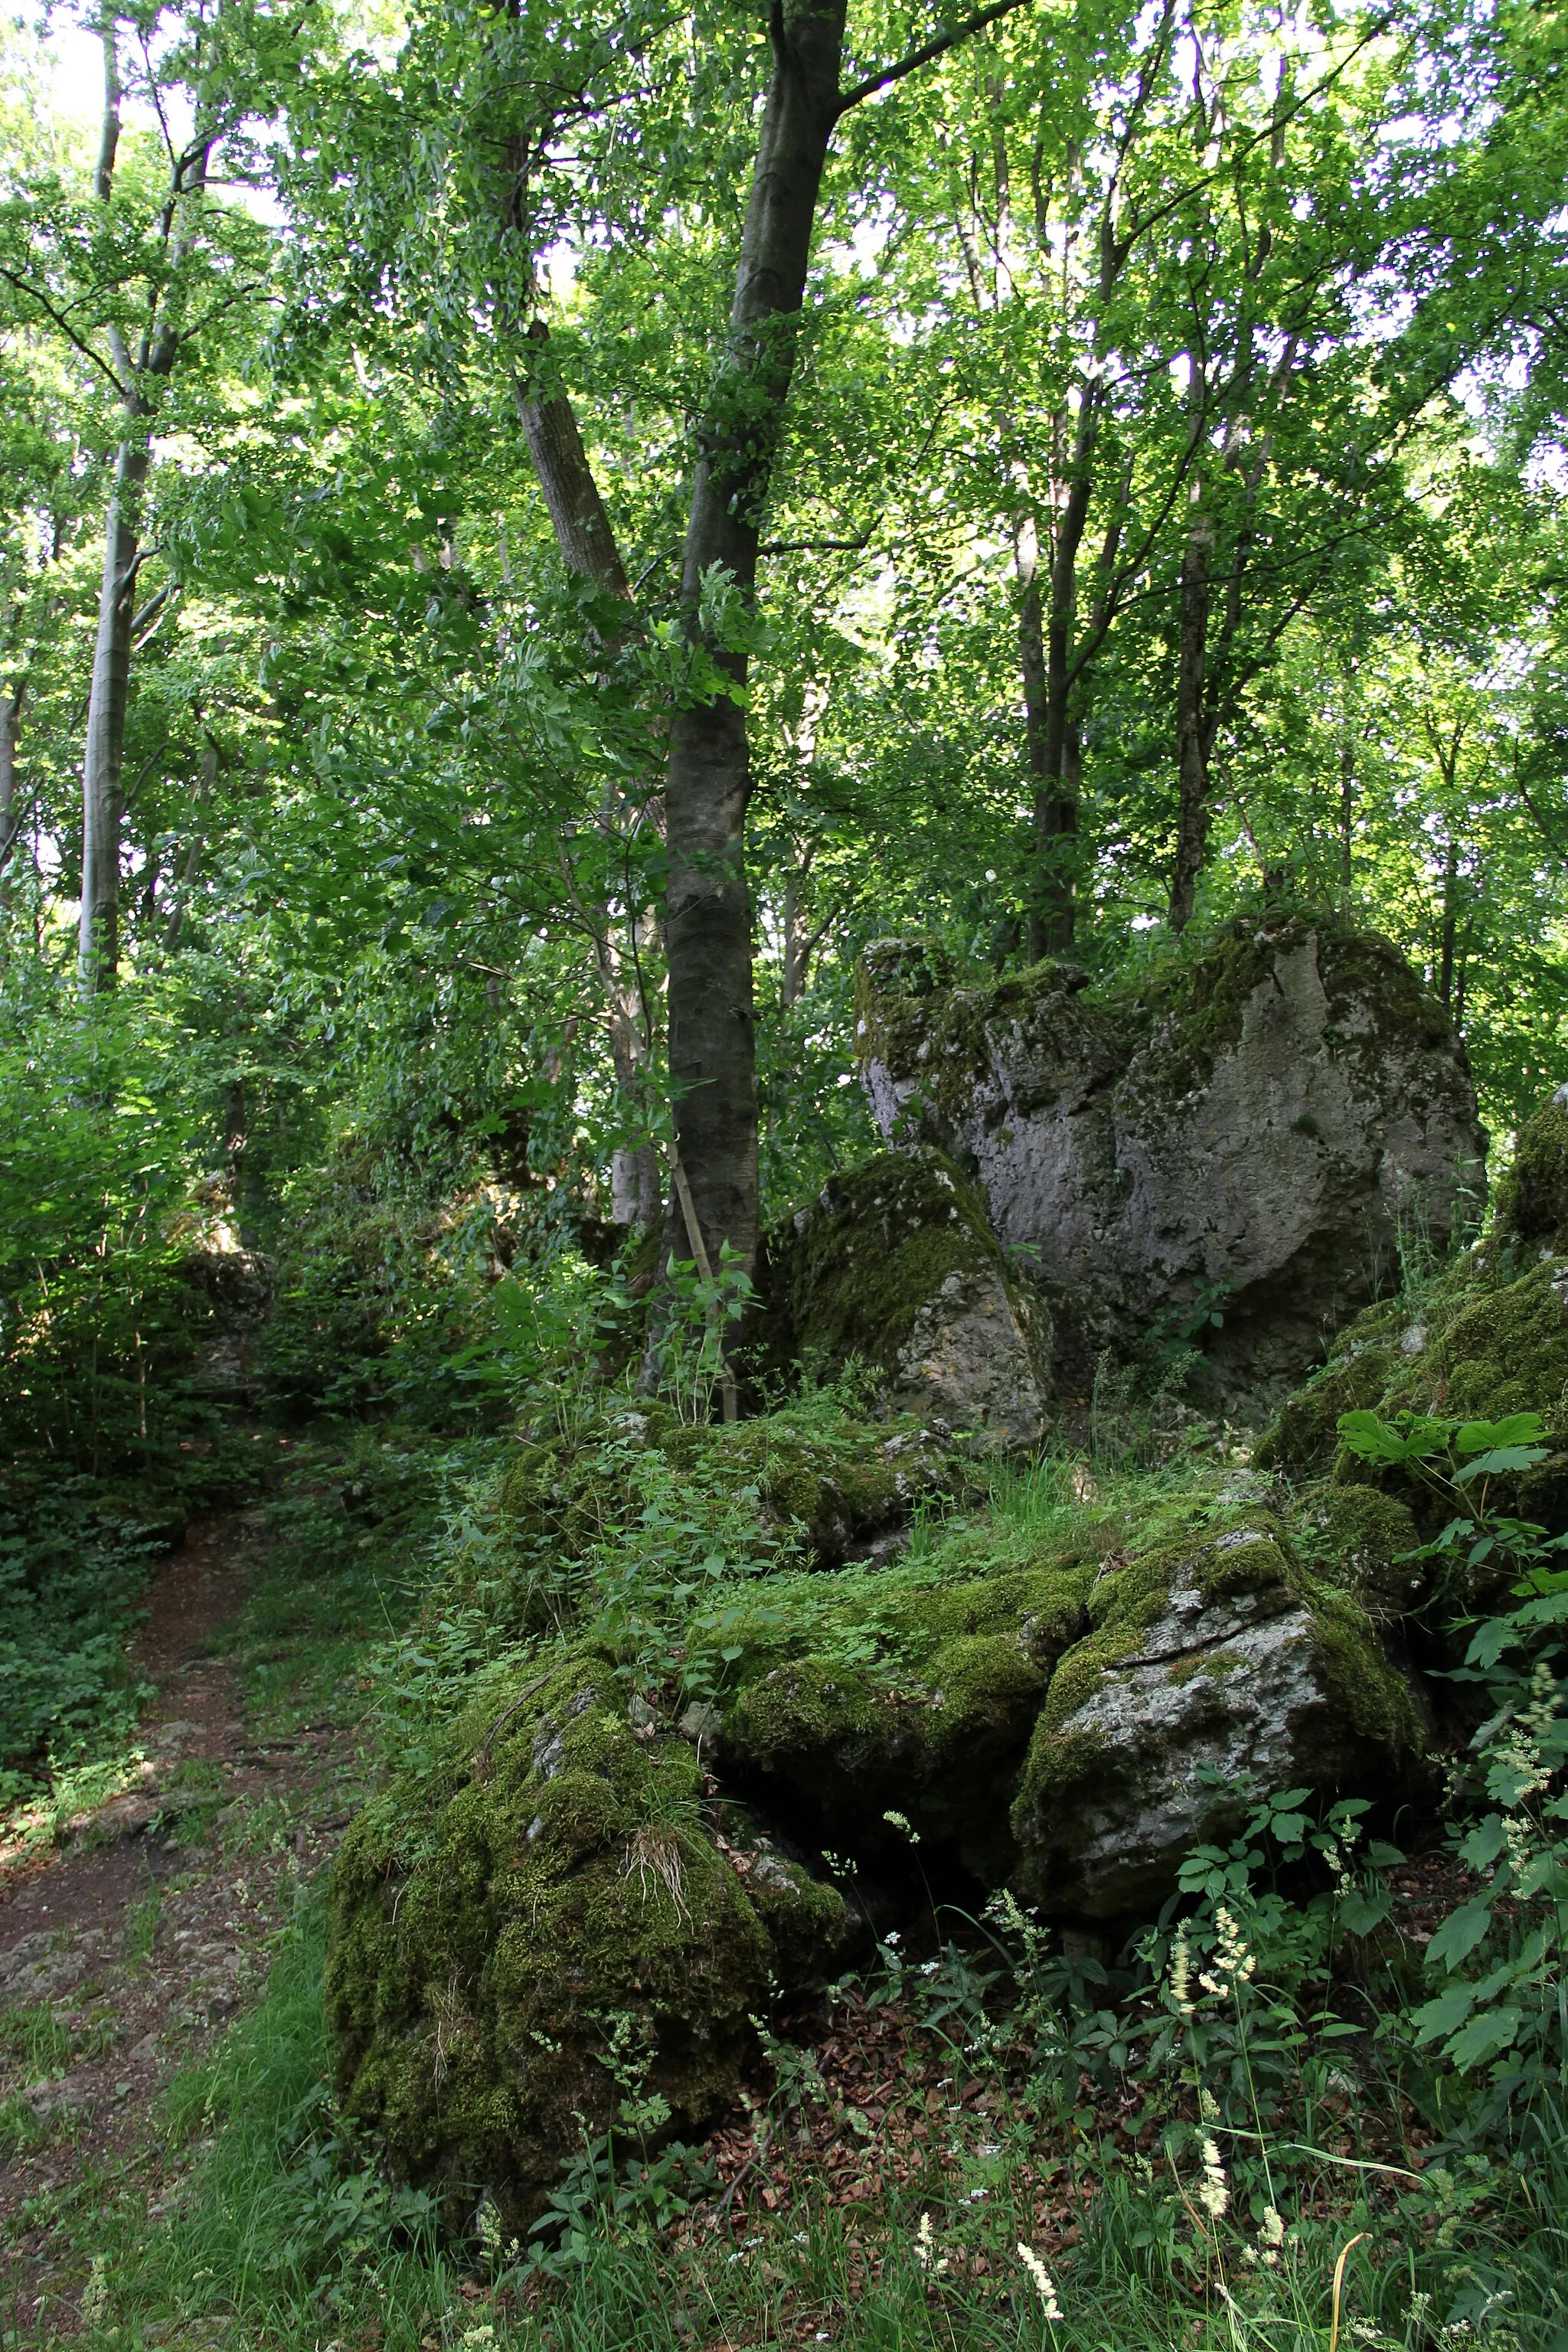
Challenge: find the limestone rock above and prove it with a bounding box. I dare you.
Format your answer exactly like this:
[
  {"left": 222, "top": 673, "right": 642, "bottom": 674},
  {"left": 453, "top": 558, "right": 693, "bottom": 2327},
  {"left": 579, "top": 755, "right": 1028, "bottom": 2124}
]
[
  {"left": 1011, "top": 1517, "right": 1429, "bottom": 1919},
  {"left": 327, "top": 1649, "right": 849, "bottom": 2232},
  {"left": 857, "top": 918, "right": 1488, "bottom": 1400},
  {"left": 766, "top": 1150, "right": 1050, "bottom": 1448}
]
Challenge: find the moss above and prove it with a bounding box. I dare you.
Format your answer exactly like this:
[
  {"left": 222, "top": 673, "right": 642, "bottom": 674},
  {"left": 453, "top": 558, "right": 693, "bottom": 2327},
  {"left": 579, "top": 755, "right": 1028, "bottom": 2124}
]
[
  {"left": 710, "top": 1556, "right": 1093, "bottom": 1880},
  {"left": 854, "top": 945, "right": 1116, "bottom": 1130},
  {"left": 325, "top": 1647, "right": 847, "bottom": 2230},
  {"left": 1295, "top": 1482, "right": 1421, "bottom": 1612},
  {"left": 1011, "top": 1508, "right": 1426, "bottom": 1892},
  {"left": 1253, "top": 1315, "right": 1403, "bottom": 1473},
  {"left": 769, "top": 1149, "right": 1041, "bottom": 1396},
  {"left": 1027, "top": 1516, "right": 1297, "bottom": 1742},
  {"left": 433, "top": 1396, "right": 968, "bottom": 1638},
  {"left": 1308, "top": 1585, "right": 1428, "bottom": 1754},
  {"left": 1494, "top": 1095, "right": 1568, "bottom": 1246}
]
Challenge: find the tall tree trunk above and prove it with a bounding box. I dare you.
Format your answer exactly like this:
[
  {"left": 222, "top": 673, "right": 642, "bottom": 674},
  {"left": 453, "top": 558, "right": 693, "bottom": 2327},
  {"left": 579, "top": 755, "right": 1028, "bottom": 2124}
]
[
  {"left": 516, "top": 322, "right": 661, "bottom": 1227},
  {"left": 516, "top": 323, "right": 631, "bottom": 598},
  {"left": 79, "top": 431, "right": 149, "bottom": 989},
  {"left": 1169, "top": 491, "right": 1213, "bottom": 934},
  {"left": 1439, "top": 835, "right": 1459, "bottom": 1011},
  {"left": 78, "top": 19, "right": 205, "bottom": 991},
  {"left": 665, "top": 0, "right": 849, "bottom": 1274},
  {"left": 0, "top": 671, "right": 22, "bottom": 906}
]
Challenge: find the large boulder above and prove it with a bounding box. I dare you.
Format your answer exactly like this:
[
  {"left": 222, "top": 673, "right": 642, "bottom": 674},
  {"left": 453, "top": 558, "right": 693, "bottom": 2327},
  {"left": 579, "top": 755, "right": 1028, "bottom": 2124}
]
[
  {"left": 327, "top": 1648, "right": 849, "bottom": 2232},
  {"left": 1256, "top": 1086, "right": 1568, "bottom": 1538},
  {"left": 761, "top": 1151, "right": 1050, "bottom": 1448},
  {"left": 1010, "top": 1511, "right": 1429, "bottom": 1919},
  {"left": 857, "top": 918, "right": 1488, "bottom": 1400}
]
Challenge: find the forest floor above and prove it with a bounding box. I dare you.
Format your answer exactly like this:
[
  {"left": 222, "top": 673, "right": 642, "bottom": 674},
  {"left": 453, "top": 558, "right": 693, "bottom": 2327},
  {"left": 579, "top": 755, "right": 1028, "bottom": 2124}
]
[
  {"left": 0, "top": 1503, "right": 363, "bottom": 2343},
  {"left": 0, "top": 1446, "right": 1553, "bottom": 2352}
]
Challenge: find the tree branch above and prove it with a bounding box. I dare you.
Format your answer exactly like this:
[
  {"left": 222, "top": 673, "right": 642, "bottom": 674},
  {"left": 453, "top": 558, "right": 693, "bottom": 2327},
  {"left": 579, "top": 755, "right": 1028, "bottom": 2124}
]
[
  {"left": 835, "top": 0, "right": 1038, "bottom": 116},
  {"left": 0, "top": 270, "right": 128, "bottom": 399}
]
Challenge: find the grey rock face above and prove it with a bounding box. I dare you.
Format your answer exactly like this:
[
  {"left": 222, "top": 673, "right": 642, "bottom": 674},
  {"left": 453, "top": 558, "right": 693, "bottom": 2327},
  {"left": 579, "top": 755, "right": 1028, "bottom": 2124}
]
[
  {"left": 1011, "top": 1522, "right": 1429, "bottom": 1919},
  {"left": 858, "top": 920, "right": 1488, "bottom": 1398},
  {"left": 769, "top": 1148, "right": 1049, "bottom": 1448}
]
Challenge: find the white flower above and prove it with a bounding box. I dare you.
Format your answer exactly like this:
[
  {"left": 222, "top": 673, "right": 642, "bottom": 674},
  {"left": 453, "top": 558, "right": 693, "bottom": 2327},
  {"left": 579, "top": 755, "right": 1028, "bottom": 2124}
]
[
  {"left": 1199, "top": 2135, "right": 1229, "bottom": 2220},
  {"left": 1017, "top": 2242, "right": 1063, "bottom": 2321}
]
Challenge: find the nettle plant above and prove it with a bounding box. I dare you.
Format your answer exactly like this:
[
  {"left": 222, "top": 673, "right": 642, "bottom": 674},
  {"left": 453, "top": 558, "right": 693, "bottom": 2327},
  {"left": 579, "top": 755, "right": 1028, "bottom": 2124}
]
[{"left": 1338, "top": 1407, "right": 1568, "bottom": 2131}]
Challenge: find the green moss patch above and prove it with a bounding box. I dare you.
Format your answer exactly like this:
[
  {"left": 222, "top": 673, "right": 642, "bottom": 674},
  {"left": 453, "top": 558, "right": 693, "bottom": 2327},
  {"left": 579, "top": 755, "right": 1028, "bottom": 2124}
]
[
  {"left": 326, "top": 1647, "right": 847, "bottom": 2230},
  {"left": 766, "top": 1149, "right": 1042, "bottom": 1396}
]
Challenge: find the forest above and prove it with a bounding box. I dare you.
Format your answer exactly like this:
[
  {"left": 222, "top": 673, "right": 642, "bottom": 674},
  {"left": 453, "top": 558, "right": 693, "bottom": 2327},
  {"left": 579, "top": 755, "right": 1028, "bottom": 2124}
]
[{"left": 3, "top": 0, "right": 1568, "bottom": 2342}]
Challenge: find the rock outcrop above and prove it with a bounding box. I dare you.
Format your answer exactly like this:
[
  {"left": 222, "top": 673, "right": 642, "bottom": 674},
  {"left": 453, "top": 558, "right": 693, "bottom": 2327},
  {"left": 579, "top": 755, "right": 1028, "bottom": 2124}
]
[
  {"left": 857, "top": 918, "right": 1488, "bottom": 1400},
  {"left": 760, "top": 1152, "right": 1050, "bottom": 1448},
  {"left": 1256, "top": 1084, "right": 1568, "bottom": 1537},
  {"left": 328, "top": 1648, "right": 849, "bottom": 2233},
  {"left": 1010, "top": 1511, "right": 1428, "bottom": 1918}
]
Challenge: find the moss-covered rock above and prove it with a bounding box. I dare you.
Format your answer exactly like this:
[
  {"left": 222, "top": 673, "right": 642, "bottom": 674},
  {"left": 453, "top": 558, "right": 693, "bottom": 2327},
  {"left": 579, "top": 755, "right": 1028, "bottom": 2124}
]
[
  {"left": 326, "top": 1647, "right": 848, "bottom": 2230},
  {"left": 1011, "top": 1514, "right": 1428, "bottom": 1919},
  {"left": 1295, "top": 1483, "right": 1422, "bottom": 1613},
  {"left": 857, "top": 916, "right": 1487, "bottom": 1403},
  {"left": 765, "top": 1152, "right": 1050, "bottom": 1447},
  {"left": 710, "top": 1553, "right": 1094, "bottom": 1881},
  {"left": 1256, "top": 1250, "right": 1568, "bottom": 1485},
  {"left": 1493, "top": 1089, "right": 1568, "bottom": 1247},
  {"left": 433, "top": 1398, "right": 970, "bottom": 1638}
]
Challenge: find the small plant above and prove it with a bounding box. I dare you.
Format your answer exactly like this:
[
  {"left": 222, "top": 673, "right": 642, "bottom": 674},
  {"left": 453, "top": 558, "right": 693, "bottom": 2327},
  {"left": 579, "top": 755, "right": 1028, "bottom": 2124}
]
[{"left": 1339, "top": 1403, "right": 1568, "bottom": 2138}]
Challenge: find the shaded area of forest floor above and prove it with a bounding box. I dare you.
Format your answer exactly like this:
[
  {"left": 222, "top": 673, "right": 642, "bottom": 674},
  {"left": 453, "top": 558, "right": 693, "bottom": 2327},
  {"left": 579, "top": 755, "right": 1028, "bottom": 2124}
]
[{"left": 0, "top": 1507, "right": 364, "bottom": 2341}]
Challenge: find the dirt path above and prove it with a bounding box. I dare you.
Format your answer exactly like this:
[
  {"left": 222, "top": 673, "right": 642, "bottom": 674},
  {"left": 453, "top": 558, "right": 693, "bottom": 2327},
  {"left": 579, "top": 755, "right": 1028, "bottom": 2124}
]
[{"left": 0, "top": 1507, "right": 355, "bottom": 2341}]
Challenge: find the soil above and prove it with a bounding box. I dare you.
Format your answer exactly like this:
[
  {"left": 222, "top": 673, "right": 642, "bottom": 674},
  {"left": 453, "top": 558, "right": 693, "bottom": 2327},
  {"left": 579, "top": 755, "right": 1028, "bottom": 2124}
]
[{"left": 0, "top": 1508, "right": 357, "bottom": 2344}]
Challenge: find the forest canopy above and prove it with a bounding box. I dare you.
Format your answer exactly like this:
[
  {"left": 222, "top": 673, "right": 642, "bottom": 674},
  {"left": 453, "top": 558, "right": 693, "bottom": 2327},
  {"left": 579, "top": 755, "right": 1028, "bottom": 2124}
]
[{"left": 2, "top": 0, "right": 1568, "bottom": 1301}]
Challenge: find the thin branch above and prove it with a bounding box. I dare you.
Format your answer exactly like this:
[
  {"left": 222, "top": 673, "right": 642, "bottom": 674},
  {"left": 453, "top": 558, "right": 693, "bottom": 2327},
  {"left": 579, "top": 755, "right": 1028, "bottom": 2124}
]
[
  {"left": 759, "top": 534, "right": 872, "bottom": 555},
  {"left": 835, "top": 0, "right": 1038, "bottom": 117},
  {"left": 0, "top": 270, "right": 128, "bottom": 398}
]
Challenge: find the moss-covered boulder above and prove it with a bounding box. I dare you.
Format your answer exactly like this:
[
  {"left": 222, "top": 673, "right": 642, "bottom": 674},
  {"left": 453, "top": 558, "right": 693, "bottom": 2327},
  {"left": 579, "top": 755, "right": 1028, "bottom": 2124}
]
[
  {"left": 1295, "top": 1483, "right": 1423, "bottom": 1614},
  {"left": 764, "top": 1152, "right": 1050, "bottom": 1448},
  {"left": 706, "top": 1550, "right": 1094, "bottom": 1882},
  {"left": 326, "top": 1647, "right": 848, "bottom": 2230},
  {"left": 858, "top": 918, "right": 1488, "bottom": 1402},
  {"left": 433, "top": 1398, "right": 970, "bottom": 1638},
  {"left": 1011, "top": 1513, "right": 1429, "bottom": 1919},
  {"left": 1256, "top": 1087, "right": 1568, "bottom": 1524}
]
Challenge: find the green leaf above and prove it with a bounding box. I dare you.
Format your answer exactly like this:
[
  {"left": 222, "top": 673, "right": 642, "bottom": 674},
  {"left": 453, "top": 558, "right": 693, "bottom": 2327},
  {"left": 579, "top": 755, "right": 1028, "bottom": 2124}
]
[
  {"left": 1411, "top": 1982, "right": 1475, "bottom": 2044},
  {"left": 1453, "top": 1446, "right": 1549, "bottom": 1483},
  {"left": 1443, "top": 2005, "right": 1522, "bottom": 2069},
  {"left": 1426, "top": 1895, "right": 1494, "bottom": 1972},
  {"left": 1453, "top": 1413, "right": 1548, "bottom": 1455}
]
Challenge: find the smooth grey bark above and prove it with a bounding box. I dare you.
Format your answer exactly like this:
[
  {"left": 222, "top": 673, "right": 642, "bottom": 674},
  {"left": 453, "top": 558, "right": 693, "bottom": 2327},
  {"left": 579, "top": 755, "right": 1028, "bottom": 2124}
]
[
  {"left": 78, "top": 20, "right": 217, "bottom": 991},
  {"left": 515, "top": 321, "right": 661, "bottom": 1230},
  {"left": 663, "top": 0, "right": 851, "bottom": 1278},
  {"left": 0, "top": 671, "right": 23, "bottom": 896},
  {"left": 1169, "top": 488, "right": 1213, "bottom": 936},
  {"left": 516, "top": 322, "right": 631, "bottom": 598}
]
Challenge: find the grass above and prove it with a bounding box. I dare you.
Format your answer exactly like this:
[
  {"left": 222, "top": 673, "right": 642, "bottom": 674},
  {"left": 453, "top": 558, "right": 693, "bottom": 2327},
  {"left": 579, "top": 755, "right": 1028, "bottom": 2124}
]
[
  {"left": 41, "top": 1877, "right": 1568, "bottom": 2350},
  {"left": 8, "top": 1410, "right": 1567, "bottom": 2352}
]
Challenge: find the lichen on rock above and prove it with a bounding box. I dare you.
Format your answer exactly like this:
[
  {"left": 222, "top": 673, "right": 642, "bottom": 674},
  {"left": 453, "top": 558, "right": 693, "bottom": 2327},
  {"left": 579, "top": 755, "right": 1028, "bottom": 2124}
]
[
  {"left": 856, "top": 916, "right": 1488, "bottom": 1403},
  {"left": 1011, "top": 1513, "right": 1427, "bottom": 1919}
]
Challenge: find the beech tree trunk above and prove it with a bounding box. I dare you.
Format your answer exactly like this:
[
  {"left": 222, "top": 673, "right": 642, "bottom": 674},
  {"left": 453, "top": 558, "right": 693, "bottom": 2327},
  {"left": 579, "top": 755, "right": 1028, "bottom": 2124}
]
[
  {"left": 0, "top": 671, "right": 22, "bottom": 903},
  {"left": 79, "top": 433, "right": 150, "bottom": 988},
  {"left": 664, "top": 0, "right": 849, "bottom": 1276},
  {"left": 1169, "top": 495, "right": 1213, "bottom": 935},
  {"left": 516, "top": 322, "right": 662, "bottom": 1229},
  {"left": 516, "top": 323, "right": 631, "bottom": 598},
  {"left": 78, "top": 21, "right": 206, "bottom": 991}
]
